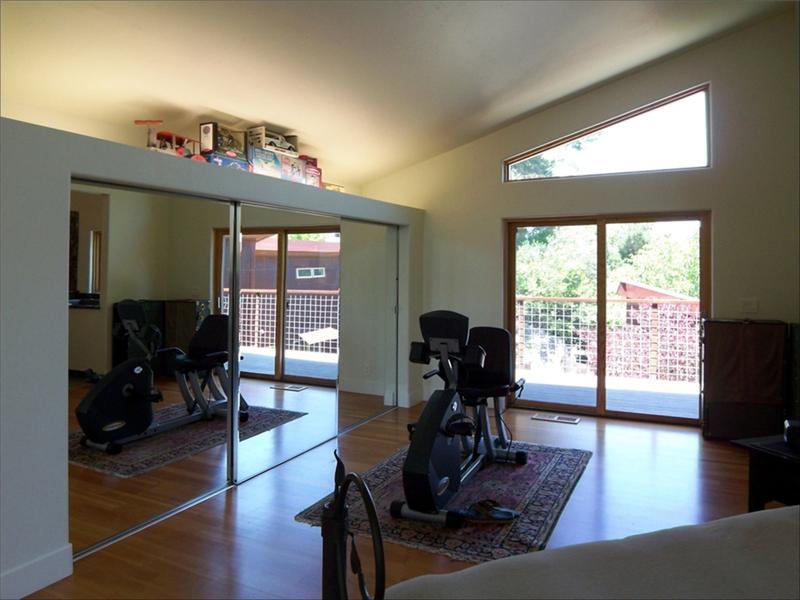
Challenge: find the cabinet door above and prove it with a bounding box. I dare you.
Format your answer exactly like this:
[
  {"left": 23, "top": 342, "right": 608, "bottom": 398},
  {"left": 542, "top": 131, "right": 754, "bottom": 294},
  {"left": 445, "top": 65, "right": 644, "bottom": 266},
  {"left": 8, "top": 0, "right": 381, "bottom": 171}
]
[{"left": 165, "top": 301, "right": 207, "bottom": 350}]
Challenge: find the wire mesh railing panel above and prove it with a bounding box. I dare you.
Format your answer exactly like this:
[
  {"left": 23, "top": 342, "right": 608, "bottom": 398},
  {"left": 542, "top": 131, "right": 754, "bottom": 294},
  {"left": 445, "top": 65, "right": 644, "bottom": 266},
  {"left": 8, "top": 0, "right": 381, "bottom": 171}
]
[
  {"left": 284, "top": 291, "right": 339, "bottom": 353},
  {"left": 515, "top": 297, "right": 699, "bottom": 382},
  {"left": 222, "top": 289, "right": 339, "bottom": 354},
  {"left": 515, "top": 299, "right": 597, "bottom": 376}
]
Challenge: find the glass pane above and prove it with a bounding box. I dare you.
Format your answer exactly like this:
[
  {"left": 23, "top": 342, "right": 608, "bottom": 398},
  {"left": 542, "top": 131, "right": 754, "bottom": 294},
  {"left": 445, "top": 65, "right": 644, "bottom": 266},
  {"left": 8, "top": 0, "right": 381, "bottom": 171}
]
[
  {"left": 221, "top": 233, "right": 280, "bottom": 377},
  {"left": 283, "top": 232, "right": 340, "bottom": 380},
  {"left": 514, "top": 225, "right": 597, "bottom": 407},
  {"left": 605, "top": 221, "right": 701, "bottom": 418},
  {"left": 508, "top": 89, "right": 708, "bottom": 180},
  {"left": 68, "top": 183, "right": 229, "bottom": 553}
]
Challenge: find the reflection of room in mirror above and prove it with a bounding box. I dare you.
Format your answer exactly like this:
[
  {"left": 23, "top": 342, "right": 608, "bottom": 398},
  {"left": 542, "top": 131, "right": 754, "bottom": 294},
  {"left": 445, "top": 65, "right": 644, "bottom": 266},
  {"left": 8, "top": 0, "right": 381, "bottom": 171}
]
[
  {"left": 67, "top": 184, "right": 231, "bottom": 553},
  {"left": 66, "top": 182, "right": 401, "bottom": 557}
]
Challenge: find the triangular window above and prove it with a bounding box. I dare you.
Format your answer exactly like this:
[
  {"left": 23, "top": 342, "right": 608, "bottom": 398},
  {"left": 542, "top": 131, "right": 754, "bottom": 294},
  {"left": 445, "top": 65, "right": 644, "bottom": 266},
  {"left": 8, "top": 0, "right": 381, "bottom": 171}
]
[{"left": 505, "top": 85, "right": 709, "bottom": 181}]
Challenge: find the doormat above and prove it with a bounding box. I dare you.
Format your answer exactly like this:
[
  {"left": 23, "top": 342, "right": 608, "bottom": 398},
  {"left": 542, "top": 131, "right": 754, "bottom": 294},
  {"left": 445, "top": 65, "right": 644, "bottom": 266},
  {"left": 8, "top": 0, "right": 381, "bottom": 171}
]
[
  {"left": 531, "top": 413, "right": 581, "bottom": 425},
  {"left": 295, "top": 441, "right": 591, "bottom": 564},
  {"left": 271, "top": 384, "right": 308, "bottom": 392},
  {"left": 69, "top": 404, "right": 306, "bottom": 478}
]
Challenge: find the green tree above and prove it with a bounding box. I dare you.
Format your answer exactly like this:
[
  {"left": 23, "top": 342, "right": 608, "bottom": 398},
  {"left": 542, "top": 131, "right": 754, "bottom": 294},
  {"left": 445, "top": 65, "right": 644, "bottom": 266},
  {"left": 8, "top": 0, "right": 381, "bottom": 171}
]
[
  {"left": 289, "top": 233, "right": 340, "bottom": 242},
  {"left": 515, "top": 226, "right": 596, "bottom": 298},
  {"left": 515, "top": 223, "right": 699, "bottom": 299},
  {"left": 508, "top": 155, "right": 555, "bottom": 179},
  {"left": 516, "top": 226, "right": 555, "bottom": 247},
  {"left": 606, "top": 223, "right": 699, "bottom": 298}
]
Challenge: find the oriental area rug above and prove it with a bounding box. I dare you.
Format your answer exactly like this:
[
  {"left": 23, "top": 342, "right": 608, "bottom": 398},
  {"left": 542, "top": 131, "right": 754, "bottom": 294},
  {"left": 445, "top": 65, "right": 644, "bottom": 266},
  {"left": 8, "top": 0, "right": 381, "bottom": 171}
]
[
  {"left": 69, "top": 403, "right": 305, "bottom": 478},
  {"left": 295, "top": 442, "right": 592, "bottom": 563}
]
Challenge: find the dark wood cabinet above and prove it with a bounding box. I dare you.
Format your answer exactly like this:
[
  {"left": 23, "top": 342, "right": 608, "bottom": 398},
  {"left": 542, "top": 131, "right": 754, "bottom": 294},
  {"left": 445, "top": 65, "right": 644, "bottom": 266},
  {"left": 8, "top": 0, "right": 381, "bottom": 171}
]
[
  {"left": 163, "top": 300, "right": 210, "bottom": 350},
  {"left": 112, "top": 299, "right": 210, "bottom": 371},
  {"left": 702, "top": 319, "right": 789, "bottom": 439}
]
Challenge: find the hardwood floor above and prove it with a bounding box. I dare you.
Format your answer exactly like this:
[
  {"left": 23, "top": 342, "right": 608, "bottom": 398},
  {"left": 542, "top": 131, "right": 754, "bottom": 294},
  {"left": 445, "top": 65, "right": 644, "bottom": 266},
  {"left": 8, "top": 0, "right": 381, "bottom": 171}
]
[
  {"left": 44, "top": 403, "right": 749, "bottom": 599},
  {"left": 68, "top": 375, "right": 387, "bottom": 552}
]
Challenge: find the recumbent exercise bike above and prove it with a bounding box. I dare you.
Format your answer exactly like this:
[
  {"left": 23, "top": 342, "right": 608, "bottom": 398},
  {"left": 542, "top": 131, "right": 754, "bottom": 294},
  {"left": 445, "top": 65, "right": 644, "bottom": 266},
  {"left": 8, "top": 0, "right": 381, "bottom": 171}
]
[
  {"left": 390, "top": 310, "right": 527, "bottom": 527},
  {"left": 75, "top": 299, "right": 249, "bottom": 454}
]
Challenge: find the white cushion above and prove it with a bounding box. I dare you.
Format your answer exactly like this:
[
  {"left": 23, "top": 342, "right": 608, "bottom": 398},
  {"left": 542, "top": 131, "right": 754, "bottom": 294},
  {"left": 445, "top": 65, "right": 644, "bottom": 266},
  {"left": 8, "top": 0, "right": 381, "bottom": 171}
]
[{"left": 387, "top": 506, "right": 800, "bottom": 599}]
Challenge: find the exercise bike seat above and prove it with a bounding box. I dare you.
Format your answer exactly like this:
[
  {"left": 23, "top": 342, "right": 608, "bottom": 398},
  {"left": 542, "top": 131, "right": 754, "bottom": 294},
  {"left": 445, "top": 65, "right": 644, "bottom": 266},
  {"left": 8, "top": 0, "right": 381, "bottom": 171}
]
[{"left": 162, "top": 314, "right": 230, "bottom": 373}]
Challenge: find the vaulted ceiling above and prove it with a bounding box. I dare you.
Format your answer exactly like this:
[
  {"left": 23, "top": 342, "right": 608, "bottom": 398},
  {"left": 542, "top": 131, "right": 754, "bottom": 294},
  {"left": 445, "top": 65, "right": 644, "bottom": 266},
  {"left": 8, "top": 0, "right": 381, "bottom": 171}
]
[{"left": 0, "top": 1, "right": 787, "bottom": 188}]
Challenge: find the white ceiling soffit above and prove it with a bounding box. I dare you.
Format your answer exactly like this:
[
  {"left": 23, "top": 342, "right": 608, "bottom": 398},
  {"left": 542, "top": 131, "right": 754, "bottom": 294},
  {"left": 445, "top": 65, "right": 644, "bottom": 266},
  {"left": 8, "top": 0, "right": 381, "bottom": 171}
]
[{"left": 0, "top": 1, "right": 787, "bottom": 188}]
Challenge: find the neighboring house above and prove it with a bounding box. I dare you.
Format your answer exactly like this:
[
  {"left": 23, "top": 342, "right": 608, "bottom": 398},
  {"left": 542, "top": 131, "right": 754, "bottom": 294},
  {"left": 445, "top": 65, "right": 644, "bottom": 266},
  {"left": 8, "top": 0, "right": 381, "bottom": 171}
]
[
  {"left": 615, "top": 280, "right": 696, "bottom": 302},
  {"left": 243, "top": 236, "right": 340, "bottom": 291}
]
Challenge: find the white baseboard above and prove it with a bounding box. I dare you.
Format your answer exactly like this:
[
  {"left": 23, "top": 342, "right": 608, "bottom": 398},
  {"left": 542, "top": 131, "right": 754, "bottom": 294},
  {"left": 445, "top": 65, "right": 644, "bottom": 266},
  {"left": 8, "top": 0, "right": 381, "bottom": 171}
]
[
  {"left": 0, "top": 544, "right": 72, "bottom": 599},
  {"left": 338, "top": 376, "right": 384, "bottom": 397}
]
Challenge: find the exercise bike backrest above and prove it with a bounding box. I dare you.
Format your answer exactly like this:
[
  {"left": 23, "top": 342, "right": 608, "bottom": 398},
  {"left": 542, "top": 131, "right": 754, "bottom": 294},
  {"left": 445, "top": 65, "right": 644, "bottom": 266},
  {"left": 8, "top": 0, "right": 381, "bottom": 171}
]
[
  {"left": 409, "top": 310, "right": 485, "bottom": 389},
  {"left": 187, "top": 314, "right": 229, "bottom": 361}
]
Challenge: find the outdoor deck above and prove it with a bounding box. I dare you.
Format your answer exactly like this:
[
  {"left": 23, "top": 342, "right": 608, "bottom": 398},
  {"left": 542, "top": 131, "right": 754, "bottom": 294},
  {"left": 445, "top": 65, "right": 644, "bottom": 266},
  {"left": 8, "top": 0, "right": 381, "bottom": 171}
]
[
  {"left": 240, "top": 347, "right": 338, "bottom": 381},
  {"left": 238, "top": 353, "right": 698, "bottom": 420},
  {"left": 517, "top": 370, "right": 699, "bottom": 419}
]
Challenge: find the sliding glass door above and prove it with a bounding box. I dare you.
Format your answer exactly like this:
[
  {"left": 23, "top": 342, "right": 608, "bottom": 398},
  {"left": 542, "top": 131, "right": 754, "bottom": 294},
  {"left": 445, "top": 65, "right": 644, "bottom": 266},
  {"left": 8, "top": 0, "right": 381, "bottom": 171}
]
[
  {"left": 508, "top": 213, "right": 708, "bottom": 424},
  {"left": 512, "top": 223, "right": 598, "bottom": 410},
  {"left": 604, "top": 220, "right": 703, "bottom": 419},
  {"left": 215, "top": 227, "right": 340, "bottom": 385},
  {"left": 283, "top": 231, "right": 341, "bottom": 381}
]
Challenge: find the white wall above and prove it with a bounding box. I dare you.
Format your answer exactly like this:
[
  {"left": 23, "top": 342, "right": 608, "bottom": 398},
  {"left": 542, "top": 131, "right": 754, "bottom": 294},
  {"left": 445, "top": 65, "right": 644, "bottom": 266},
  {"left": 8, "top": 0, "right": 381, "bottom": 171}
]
[
  {"left": 0, "top": 120, "right": 422, "bottom": 598},
  {"left": 106, "top": 190, "right": 173, "bottom": 302},
  {"left": 339, "top": 220, "right": 398, "bottom": 398},
  {"left": 364, "top": 11, "right": 800, "bottom": 328}
]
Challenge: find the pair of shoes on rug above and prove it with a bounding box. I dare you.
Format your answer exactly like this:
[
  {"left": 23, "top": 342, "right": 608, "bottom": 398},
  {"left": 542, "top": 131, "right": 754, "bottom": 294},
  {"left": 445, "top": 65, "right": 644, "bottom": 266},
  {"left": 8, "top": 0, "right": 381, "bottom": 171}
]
[{"left": 460, "top": 499, "right": 520, "bottom": 523}]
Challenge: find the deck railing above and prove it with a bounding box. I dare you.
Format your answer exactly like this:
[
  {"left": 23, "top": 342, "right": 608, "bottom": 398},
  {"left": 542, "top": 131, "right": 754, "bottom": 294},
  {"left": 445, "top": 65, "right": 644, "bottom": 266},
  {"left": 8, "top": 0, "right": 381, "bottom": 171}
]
[
  {"left": 515, "top": 296, "right": 700, "bottom": 382},
  {"left": 222, "top": 289, "right": 340, "bottom": 354}
]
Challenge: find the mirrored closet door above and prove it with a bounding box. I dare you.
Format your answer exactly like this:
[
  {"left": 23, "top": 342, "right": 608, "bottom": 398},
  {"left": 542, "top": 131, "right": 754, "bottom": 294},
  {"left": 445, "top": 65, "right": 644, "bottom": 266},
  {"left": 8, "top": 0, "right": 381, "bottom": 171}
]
[
  {"left": 67, "top": 183, "right": 232, "bottom": 553},
  {"left": 230, "top": 204, "right": 344, "bottom": 482},
  {"left": 67, "top": 184, "right": 401, "bottom": 550}
]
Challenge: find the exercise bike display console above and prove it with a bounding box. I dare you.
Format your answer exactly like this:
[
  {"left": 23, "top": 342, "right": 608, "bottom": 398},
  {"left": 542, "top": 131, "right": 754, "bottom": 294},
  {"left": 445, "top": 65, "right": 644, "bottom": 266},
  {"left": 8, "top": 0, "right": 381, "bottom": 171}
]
[{"left": 391, "top": 310, "right": 526, "bottom": 527}]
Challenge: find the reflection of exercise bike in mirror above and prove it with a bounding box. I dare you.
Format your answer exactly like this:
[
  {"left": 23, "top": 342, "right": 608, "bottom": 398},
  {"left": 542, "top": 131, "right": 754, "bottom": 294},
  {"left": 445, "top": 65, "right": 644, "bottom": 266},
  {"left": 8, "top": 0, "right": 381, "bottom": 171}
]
[
  {"left": 76, "top": 299, "right": 248, "bottom": 455},
  {"left": 391, "top": 310, "right": 527, "bottom": 527}
]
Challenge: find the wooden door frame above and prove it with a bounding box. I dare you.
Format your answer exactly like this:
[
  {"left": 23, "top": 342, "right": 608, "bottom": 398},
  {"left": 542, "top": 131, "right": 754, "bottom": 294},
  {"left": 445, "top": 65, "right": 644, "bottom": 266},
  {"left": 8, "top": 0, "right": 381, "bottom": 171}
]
[
  {"left": 505, "top": 211, "right": 710, "bottom": 426},
  {"left": 213, "top": 225, "right": 341, "bottom": 386}
]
